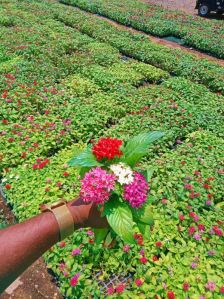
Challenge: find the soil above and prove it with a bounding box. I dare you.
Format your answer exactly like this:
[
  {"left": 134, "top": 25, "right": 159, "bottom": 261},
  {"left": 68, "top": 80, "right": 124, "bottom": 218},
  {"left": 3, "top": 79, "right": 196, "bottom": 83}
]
[
  {"left": 142, "top": 0, "right": 196, "bottom": 13},
  {"left": 0, "top": 193, "right": 63, "bottom": 299}
]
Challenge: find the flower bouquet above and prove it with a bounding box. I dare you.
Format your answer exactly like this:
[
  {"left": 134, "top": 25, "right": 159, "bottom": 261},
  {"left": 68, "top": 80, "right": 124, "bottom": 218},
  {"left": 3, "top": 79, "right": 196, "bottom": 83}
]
[{"left": 68, "top": 132, "right": 164, "bottom": 244}]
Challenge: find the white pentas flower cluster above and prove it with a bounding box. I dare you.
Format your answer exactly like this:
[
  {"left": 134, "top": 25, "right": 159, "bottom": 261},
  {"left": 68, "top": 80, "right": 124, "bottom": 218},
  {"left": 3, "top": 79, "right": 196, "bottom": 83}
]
[{"left": 110, "top": 162, "right": 134, "bottom": 185}]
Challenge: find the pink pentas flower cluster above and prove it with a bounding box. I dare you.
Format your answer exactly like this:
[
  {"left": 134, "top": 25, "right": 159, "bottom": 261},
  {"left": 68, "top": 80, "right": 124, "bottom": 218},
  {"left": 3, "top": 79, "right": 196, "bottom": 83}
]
[
  {"left": 80, "top": 167, "right": 116, "bottom": 204},
  {"left": 124, "top": 172, "right": 149, "bottom": 208},
  {"left": 70, "top": 273, "right": 80, "bottom": 287}
]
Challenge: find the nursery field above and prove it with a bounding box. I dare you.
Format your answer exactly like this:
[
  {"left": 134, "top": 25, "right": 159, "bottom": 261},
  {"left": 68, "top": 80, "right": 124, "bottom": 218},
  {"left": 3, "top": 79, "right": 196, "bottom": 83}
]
[
  {"left": 0, "top": 0, "right": 224, "bottom": 298},
  {"left": 61, "top": 0, "right": 224, "bottom": 58}
]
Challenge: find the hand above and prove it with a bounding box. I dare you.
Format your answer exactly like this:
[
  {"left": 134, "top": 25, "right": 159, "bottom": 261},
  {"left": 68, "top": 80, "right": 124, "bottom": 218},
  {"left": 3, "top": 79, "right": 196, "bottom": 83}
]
[{"left": 67, "top": 198, "right": 108, "bottom": 229}]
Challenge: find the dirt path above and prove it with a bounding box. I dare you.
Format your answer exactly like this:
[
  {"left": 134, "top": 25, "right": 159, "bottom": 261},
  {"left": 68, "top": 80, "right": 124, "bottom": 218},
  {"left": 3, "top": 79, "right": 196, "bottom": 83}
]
[
  {"left": 91, "top": 12, "right": 224, "bottom": 67},
  {"left": 0, "top": 192, "right": 63, "bottom": 299},
  {"left": 142, "top": 0, "right": 196, "bottom": 14}
]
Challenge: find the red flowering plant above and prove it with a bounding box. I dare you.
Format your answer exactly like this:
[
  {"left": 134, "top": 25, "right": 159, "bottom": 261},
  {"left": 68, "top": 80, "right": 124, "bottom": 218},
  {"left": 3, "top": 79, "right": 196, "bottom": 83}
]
[{"left": 68, "top": 132, "right": 164, "bottom": 244}]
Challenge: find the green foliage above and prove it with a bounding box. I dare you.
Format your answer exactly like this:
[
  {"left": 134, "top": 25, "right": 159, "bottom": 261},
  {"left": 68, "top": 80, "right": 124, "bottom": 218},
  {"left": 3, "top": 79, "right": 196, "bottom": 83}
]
[
  {"left": 68, "top": 147, "right": 102, "bottom": 167},
  {"left": 0, "top": 209, "right": 8, "bottom": 229},
  {"left": 104, "top": 198, "right": 135, "bottom": 244},
  {"left": 123, "top": 131, "right": 164, "bottom": 166},
  {"left": 62, "top": 0, "right": 224, "bottom": 58},
  {"left": 93, "top": 228, "right": 110, "bottom": 244},
  {"left": 3, "top": 131, "right": 224, "bottom": 298},
  {"left": 132, "top": 203, "right": 154, "bottom": 226},
  {"left": 0, "top": 0, "right": 223, "bottom": 297}
]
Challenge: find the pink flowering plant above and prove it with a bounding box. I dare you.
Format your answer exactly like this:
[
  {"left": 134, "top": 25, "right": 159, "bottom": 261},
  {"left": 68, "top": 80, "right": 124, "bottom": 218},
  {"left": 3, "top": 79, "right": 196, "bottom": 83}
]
[{"left": 68, "top": 131, "right": 164, "bottom": 244}]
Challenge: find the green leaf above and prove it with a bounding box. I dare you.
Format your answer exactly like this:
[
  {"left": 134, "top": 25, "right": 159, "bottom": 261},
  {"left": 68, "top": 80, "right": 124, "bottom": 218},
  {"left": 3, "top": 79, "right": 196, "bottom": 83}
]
[
  {"left": 68, "top": 147, "right": 102, "bottom": 167},
  {"left": 147, "top": 168, "right": 154, "bottom": 182},
  {"left": 93, "top": 228, "right": 109, "bottom": 244},
  {"left": 123, "top": 131, "right": 164, "bottom": 166},
  {"left": 137, "top": 167, "right": 154, "bottom": 182},
  {"left": 104, "top": 199, "right": 135, "bottom": 244},
  {"left": 216, "top": 202, "right": 224, "bottom": 209},
  {"left": 138, "top": 222, "right": 151, "bottom": 240},
  {"left": 79, "top": 167, "right": 91, "bottom": 178},
  {"left": 104, "top": 231, "right": 113, "bottom": 247},
  {"left": 132, "top": 203, "right": 154, "bottom": 225}
]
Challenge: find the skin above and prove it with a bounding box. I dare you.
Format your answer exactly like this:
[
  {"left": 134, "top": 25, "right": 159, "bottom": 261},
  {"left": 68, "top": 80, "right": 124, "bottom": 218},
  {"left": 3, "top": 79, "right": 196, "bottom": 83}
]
[{"left": 0, "top": 198, "right": 107, "bottom": 293}]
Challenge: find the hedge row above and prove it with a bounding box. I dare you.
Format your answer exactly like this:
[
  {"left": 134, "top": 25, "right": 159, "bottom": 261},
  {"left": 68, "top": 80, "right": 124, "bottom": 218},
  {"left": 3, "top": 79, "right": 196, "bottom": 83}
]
[
  {"left": 50, "top": 2, "right": 224, "bottom": 94},
  {"left": 60, "top": 0, "right": 224, "bottom": 59}
]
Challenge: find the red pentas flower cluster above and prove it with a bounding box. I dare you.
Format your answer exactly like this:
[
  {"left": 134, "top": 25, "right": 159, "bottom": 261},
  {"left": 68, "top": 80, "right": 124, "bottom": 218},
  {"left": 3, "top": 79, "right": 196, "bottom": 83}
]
[
  {"left": 32, "top": 158, "right": 49, "bottom": 170},
  {"left": 92, "top": 137, "right": 123, "bottom": 161}
]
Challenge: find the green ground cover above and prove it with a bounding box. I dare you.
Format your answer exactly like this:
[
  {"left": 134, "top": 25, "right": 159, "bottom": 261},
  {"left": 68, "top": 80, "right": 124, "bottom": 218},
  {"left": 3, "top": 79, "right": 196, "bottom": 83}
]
[
  {"left": 1, "top": 0, "right": 224, "bottom": 298},
  {"left": 60, "top": 0, "right": 224, "bottom": 58}
]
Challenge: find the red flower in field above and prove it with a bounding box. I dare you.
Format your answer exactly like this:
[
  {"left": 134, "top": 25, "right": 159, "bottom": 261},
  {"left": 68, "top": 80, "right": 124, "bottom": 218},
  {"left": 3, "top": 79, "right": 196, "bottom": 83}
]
[
  {"left": 115, "top": 284, "right": 125, "bottom": 294},
  {"left": 188, "top": 226, "right": 196, "bottom": 235},
  {"left": 189, "top": 211, "right": 196, "bottom": 218},
  {"left": 203, "top": 184, "right": 211, "bottom": 189},
  {"left": 194, "top": 170, "right": 201, "bottom": 176},
  {"left": 21, "top": 152, "right": 27, "bottom": 159},
  {"left": 92, "top": 137, "right": 123, "bottom": 161},
  {"left": 184, "top": 183, "right": 193, "bottom": 190},
  {"left": 134, "top": 233, "right": 142, "bottom": 239},
  {"left": 215, "top": 229, "right": 223, "bottom": 236},
  {"left": 179, "top": 214, "right": 185, "bottom": 221},
  {"left": 155, "top": 241, "right": 162, "bottom": 247},
  {"left": 107, "top": 287, "right": 115, "bottom": 295},
  {"left": 137, "top": 237, "right": 144, "bottom": 246},
  {"left": 167, "top": 290, "right": 175, "bottom": 299},
  {"left": 207, "top": 177, "right": 215, "bottom": 181},
  {"left": 152, "top": 255, "right": 158, "bottom": 262},
  {"left": 8, "top": 137, "right": 14, "bottom": 143},
  {"left": 63, "top": 171, "right": 69, "bottom": 177},
  {"left": 2, "top": 119, "right": 8, "bottom": 124},
  {"left": 140, "top": 257, "right": 148, "bottom": 264},
  {"left": 189, "top": 192, "right": 195, "bottom": 199},
  {"left": 198, "top": 224, "right": 205, "bottom": 231},
  {"left": 5, "top": 183, "right": 11, "bottom": 190},
  {"left": 161, "top": 198, "right": 168, "bottom": 204},
  {"left": 135, "top": 279, "right": 143, "bottom": 287},
  {"left": 88, "top": 238, "right": 94, "bottom": 244},
  {"left": 183, "top": 283, "right": 190, "bottom": 291},
  {"left": 59, "top": 241, "right": 66, "bottom": 248},
  {"left": 220, "top": 286, "right": 224, "bottom": 294}
]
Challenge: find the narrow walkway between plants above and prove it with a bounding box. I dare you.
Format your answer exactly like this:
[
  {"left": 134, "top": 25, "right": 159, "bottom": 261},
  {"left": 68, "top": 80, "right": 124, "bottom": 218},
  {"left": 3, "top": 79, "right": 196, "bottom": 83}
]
[
  {"left": 142, "top": 0, "right": 196, "bottom": 14},
  {"left": 67, "top": 5, "right": 224, "bottom": 67},
  {"left": 0, "top": 194, "right": 62, "bottom": 299}
]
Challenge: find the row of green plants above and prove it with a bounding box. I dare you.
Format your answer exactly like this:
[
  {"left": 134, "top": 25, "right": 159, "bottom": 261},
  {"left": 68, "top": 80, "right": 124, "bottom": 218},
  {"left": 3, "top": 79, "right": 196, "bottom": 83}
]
[
  {"left": 1, "top": 74, "right": 223, "bottom": 171},
  {"left": 2, "top": 131, "right": 224, "bottom": 298},
  {"left": 2, "top": 0, "right": 222, "bottom": 172},
  {"left": 50, "top": 1, "right": 224, "bottom": 94},
  {"left": 0, "top": 2, "right": 169, "bottom": 171},
  {"left": 60, "top": 0, "right": 224, "bottom": 59},
  {"left": 3, "top": 0, "right": 223, "bottom": 95}
]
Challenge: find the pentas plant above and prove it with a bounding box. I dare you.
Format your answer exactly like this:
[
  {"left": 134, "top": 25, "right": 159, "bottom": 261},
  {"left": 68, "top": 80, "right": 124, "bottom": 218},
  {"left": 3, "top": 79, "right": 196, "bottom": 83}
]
[{"left": 68, "top": 132, "right": 164, "bottom": 244}]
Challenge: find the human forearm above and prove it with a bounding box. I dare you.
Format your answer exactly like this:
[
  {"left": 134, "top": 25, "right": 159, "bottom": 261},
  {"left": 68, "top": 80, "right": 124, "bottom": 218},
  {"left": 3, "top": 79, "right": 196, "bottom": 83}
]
[
  {"left": 0, "top": 198, "right": 107, "bottom": 293},
  {"left": 0, "top": 211, "right": 59, "bottom": 292}
]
